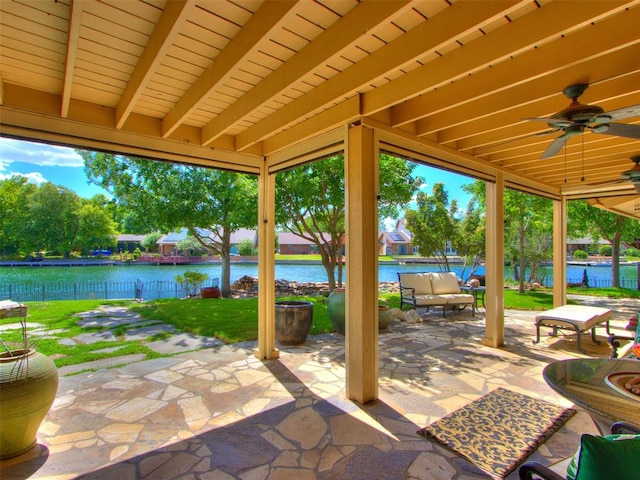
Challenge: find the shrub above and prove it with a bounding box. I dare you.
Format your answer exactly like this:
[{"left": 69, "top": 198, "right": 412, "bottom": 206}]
[
  {"left": 572, "top": 249, "right": 588, "bottom": 259},
  {"left": 598, "top": 245, "right": 612, "bottom": 256},
  {"left": 175, "top": 270, "right": 209, "bottom": 297},
  {"left": 238, "top": 238, "right": 256, "bottom": 256}
]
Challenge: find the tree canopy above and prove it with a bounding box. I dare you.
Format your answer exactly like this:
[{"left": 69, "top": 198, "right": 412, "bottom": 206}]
[
  {"left": 0, "top": 177, "right": 117, "bottom": 258},
  {"left": 405, "top": 181, "right": 485, "bottom": 281},
  {"left": 78, "top": 150, "right": 258, "bottom": 297},
  {"left": 569, "top": 200, "right": 640, "bottom": 288},
  {"left": 276, "top": 153, "right": 420, "bottom": 289}
]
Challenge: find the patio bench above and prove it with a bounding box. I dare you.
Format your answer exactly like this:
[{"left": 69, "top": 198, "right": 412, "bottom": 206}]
[
  {"left": 398, "top": 272, "right": 475, "bottom": 317},
  {"left": 533, "top": 305, "right": 612, "bottom": 354}
]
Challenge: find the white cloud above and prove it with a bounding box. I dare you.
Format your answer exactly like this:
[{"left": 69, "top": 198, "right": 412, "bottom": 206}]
[
  {"left": 0, "top": 171, "right": 48, "bottom": 185},
  {"left": 0, "top": 138, "right": 83, "bottom": 167}
]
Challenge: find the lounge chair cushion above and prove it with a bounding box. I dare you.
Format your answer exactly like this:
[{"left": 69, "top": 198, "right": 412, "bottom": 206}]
[
  {"left": 400, "top": 273, "right": 433, "bottom": 295},
  {"left": 412, "top": 294, "right": 445, "bottom": 306},
  {"left": 438, "top": 293, "right": 475, "bottom": 305},
  {"left": 430, "top": 272, "right": 461, "bottom": 295},
  {"left": 566, "top": 433, "right": 640, "bottom": 480}
]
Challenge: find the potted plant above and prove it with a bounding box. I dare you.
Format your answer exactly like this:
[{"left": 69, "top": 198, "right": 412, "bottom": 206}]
[
  {"left": 378, "top": 300, "right": 393, "bottom": 330},
  {"left": 0, "top": 300, "right": 59, "bottom": 459}
]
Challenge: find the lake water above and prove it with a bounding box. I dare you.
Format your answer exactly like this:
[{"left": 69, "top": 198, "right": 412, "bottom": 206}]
[{"left": 1, "top": 262, "right": 637, "bottom": 287}]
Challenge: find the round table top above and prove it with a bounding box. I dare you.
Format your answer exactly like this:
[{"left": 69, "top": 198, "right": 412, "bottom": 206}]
[{"left": 543, "top": 358, "right": 640, "bottom": 427}]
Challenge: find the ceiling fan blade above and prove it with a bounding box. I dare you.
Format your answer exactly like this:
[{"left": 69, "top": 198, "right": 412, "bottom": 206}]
[
  {"left": 541, "top": 134, "right": 568, "bottom": 159},
  {"left": 592, "top": 122, "right": 640, "bottom": 140},
  {"left": 523, "top": 117, "right": 574, "bottom": 128},
  {"left": 596, "top": 104, "right": 640, "bottom": 122}
]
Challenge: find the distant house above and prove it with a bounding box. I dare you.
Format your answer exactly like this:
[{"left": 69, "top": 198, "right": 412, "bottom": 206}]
[
  {"left": 229, "top": 228, "right": 258, "bottom": 254},
  {"left": 157, "top": 228, "right": 257, "bottom": 256},
  {"left": 277, "top": 232, "right": 342, "bottom": 255},
  {"left": 277, "top": 232, "right": 318, "bottom": 255},
  {"left": 116, "top": 234, "right": 146, "bottom": 253},
  {"left": 378, "top": 219, "right": 414, "bottom": 255},
  {"left": 567, "top": 237, "right": 610, "bottom": 255},
  {"left": 157, "top": 228, "right": 214, "bottom": 256}
]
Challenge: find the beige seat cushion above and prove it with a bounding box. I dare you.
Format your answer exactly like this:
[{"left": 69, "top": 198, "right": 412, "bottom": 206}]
[
  {"left": 399, "top": 273, "right": 433, "bottom": 295},
  {"left": 534, "top": 305, "right": 612, "bottom": 330},
  {"left": 430, "top": 272, "right": 461, "bottom": 294},
  {"left": 413, "top": 294, "right": 445, "bottom": 306},
  {"left": 440, "top": 293, "right": 474, "bottom": 305}
]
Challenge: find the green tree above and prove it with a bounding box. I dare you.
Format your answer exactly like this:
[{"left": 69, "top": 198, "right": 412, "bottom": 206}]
[
  {"left": 237, "top": 238, "right": 256, "bottom": 256},
  {"left": 0, "top": 176, "right": 35, "bottom": 257},
  {"left": 463, "top": 181, "right": 553, "bottom": 292},
  {"left": 176, "top": 236, "right": 208, "bottom": 255},
  {"left": 455, "top": 197, "right": 486, "bottom": 281},
  {"left": 276, "top": 153, "right": 419, "bottom": 289},
  {"left": 79, "top": 150, "right": 258, "bottom": 297},
  {"left": 141, "top": 232, "right": 163, "bottom": 252},
  {"left": 504, "top": 191, "right": 553, "bottom": 293},
  {"left": 569, "top": 200, "right": 640, "bottom": 288},
  {"left": 22, "top": 183, "right": 82, "bottom": 257},
  {"left": 74, "top": 201, "right": 118, "bottom": 254},
  {"left": 405, "top": 183, "right": 459, "bottom": 272}
]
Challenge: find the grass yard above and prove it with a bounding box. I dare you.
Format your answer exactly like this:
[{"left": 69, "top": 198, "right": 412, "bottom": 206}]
[{"left": 1, "top": 285, "right": 637, "bottom": 371}]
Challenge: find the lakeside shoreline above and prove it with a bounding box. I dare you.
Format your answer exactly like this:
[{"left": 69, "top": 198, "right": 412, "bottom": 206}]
[{"left": 0, "top": 257, "right": 469, "bottom": 268}]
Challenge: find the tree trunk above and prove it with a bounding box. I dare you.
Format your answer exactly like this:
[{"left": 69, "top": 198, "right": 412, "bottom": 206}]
[
  {"left": 518, "top": 216, "right": 526, "bottom": 294},
  {"left": 219, "top": 228, "right": 232, "bottom": 298},
  {"left": 611, "top": 231, "right": 621, "bottom": 288}
]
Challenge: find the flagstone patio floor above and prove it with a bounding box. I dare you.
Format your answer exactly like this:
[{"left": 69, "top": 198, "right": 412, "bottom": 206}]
[{"left": 1, "top": 295, "right": 637, "bottom": 480}]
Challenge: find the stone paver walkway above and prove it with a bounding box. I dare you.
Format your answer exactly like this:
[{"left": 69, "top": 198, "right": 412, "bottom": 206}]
[{"left": 1, "top": 296, "right": 638, "bottom": 479}]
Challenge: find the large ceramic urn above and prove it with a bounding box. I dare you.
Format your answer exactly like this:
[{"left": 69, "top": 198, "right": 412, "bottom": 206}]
[
  {"left": 0, "top": 349, "right": 59, "bottom": 459},
  {"left": 327, "top": 288, "right": 346, "bottom": 335}
]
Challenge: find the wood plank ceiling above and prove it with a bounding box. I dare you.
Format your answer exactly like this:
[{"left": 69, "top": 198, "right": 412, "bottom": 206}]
[{"left": 1, "top": 0, "right": 639, "bottom": 218}]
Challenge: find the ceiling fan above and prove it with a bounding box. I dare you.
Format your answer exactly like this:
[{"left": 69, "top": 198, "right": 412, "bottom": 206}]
[{"left": 525, "top": 84, "right": 640, "bottom": 159}]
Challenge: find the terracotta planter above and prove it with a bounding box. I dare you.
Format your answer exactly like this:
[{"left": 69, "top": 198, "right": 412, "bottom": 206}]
[
  {"left": 200, "top": 287, "right": 220, "bottom": 298},
  {"left": 378, "top": 305, "right": 393, "bottom": 330},
  {"left": 0, "top": 349, "right": 59, "bottom": 459},
  {"left": 275, "top": 301, "right": 313, "bottom": 345}
]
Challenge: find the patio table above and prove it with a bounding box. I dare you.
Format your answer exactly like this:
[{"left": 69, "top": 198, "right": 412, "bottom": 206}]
[{"left": 543, "top": 358, "right": 640, "bottom": 434}]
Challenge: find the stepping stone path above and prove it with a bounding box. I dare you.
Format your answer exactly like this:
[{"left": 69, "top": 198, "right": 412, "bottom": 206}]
[
  {"left": 2, "top": 305, "right": 224, "bottom": 376},
  {"left": 73, "top": 305, "right": 223, "bottom": 354}
]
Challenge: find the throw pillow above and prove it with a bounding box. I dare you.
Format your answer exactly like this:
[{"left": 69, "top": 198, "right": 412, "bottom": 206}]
[{"left": 566, "top": 433, "right": 640, "bottom": 480}]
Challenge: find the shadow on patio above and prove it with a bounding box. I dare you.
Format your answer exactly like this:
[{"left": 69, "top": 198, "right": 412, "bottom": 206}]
[{"left": 1, "top": 296, "right": 637, "bottom": 480}]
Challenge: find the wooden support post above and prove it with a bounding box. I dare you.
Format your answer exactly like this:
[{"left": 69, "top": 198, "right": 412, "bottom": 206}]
[
  {"left": 345, "top": 124, "right": 378, "bottom": 403},
  {"left": 482, "top": 173, "right": 505, "bottom": 348},
  {"left": 254, "top": 163, "right": 279, "bottom": 360},
  {"left": 553, "top": 197, "right": 567, "bottom": 307}
]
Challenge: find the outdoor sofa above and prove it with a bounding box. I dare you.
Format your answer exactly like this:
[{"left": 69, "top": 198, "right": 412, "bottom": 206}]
[{"left": 398, "top": 272, "right": 475, "bottom": 317}]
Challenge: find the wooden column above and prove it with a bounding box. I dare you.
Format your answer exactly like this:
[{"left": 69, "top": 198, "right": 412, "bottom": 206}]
[
  {"left": 254, "top": 162, "right": 279, "bottom": 360},
  {"left": 345, "top": 124, "right": 379, "bottom": 403},
  {"left": 553, "top": 197, "right": 567, "bottom": 307},
  {"left": 482, "top": 173, "right": 505, "bottom": 348}
]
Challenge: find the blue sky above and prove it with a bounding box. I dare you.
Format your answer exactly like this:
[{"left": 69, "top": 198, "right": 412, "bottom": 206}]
[{"left": 0, "top": 137, "right": 473, "bottom": 207}]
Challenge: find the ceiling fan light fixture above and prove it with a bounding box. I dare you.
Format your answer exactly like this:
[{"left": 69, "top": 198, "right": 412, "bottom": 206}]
[{"left": 593, "top": 114, "right": 613, "bottom": 124}]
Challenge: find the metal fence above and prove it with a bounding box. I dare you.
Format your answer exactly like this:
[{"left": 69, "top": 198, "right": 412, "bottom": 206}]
[
  {"left": 1, "top": 278, "right": 219, "bottom": 302},
  {"left": 565, "top": 276, "right": 637, "bottom": 289}
]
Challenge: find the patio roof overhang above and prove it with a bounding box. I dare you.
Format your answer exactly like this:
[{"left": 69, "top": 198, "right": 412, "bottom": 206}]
[
  {"left": 1, "top": 0, "right": 639, "bottom": 215},
  {"left": 1, "top": 0, "right": 639, "bottom": 403}
]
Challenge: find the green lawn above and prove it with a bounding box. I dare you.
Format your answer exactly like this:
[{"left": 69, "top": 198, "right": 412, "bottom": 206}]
[{"left": 1, "top": 285, "right": 636, "bottom": 371}]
